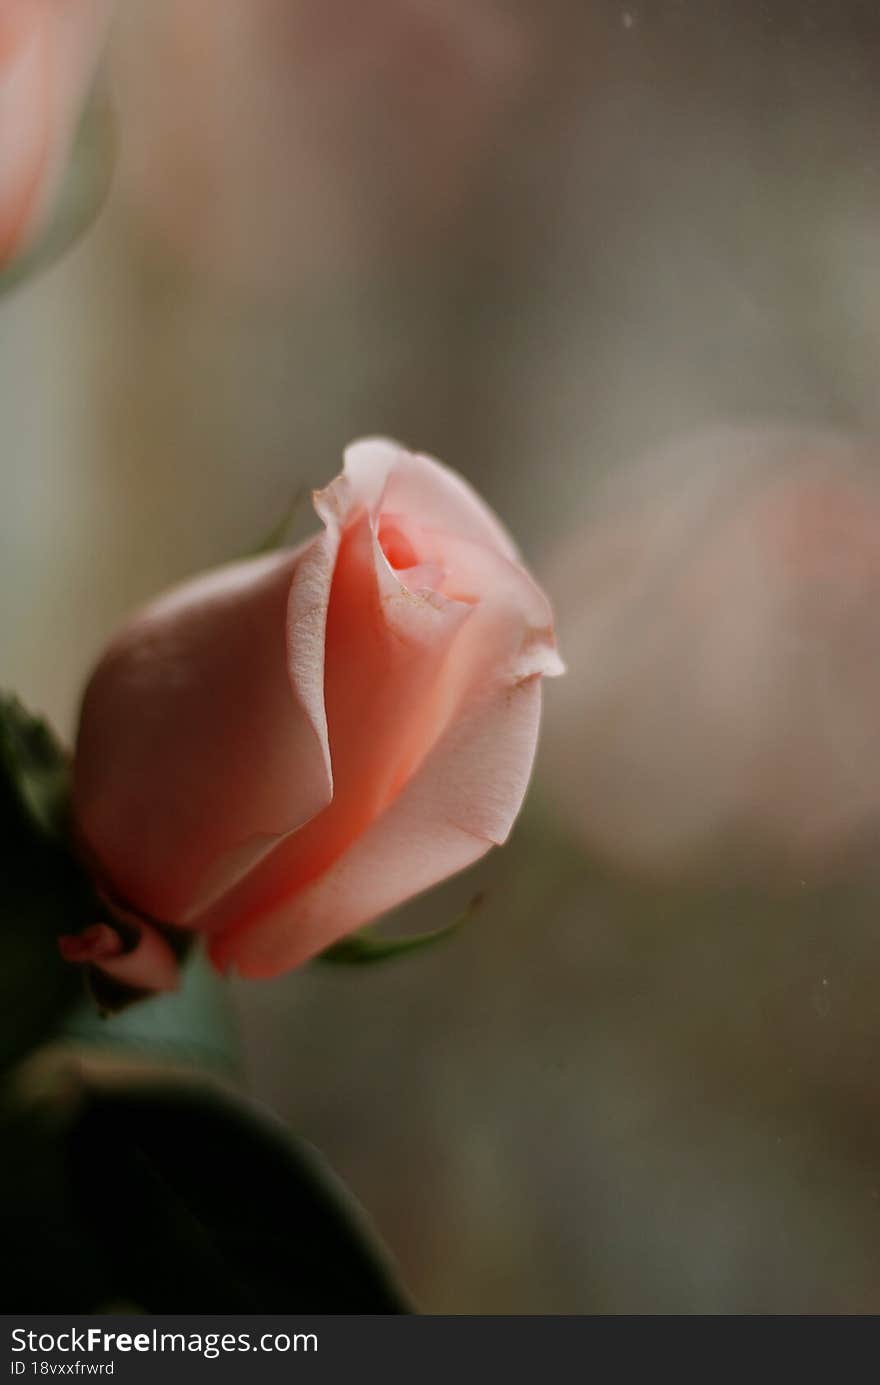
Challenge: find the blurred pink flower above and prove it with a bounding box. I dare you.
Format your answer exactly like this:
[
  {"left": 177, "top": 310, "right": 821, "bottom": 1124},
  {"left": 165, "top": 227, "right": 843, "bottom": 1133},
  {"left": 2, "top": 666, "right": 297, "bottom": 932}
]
[
  {"left": 0, "top": 0, "right": 111, "bottom": 268},
  {"left": 69, "top": 439, "right": 562, "bottom": 988},
  {"left": 543, "top": 425, "right": 880, "bottom": 883},
  {"left": 114, "top": 0, "right": 536, "bottom": 289}
]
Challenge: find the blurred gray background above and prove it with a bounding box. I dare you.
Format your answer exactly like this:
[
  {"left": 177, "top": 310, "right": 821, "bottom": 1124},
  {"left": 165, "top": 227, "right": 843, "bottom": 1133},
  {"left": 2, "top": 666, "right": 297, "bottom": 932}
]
[{"left": 5, "top": 0, "right": 880, "bottom": 1312}]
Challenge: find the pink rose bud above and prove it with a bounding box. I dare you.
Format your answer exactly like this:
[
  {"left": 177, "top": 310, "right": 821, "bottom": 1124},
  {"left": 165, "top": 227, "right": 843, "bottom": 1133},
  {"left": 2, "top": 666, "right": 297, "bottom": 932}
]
[
  {"left": 543, "top": 425, "right": 880, "bottom": 883},
  {"left": 0, "top": 0, "right": 111, "bottom": 267},
  {"left": 71, "top": 440, "right": 563, "bottom": 987}
]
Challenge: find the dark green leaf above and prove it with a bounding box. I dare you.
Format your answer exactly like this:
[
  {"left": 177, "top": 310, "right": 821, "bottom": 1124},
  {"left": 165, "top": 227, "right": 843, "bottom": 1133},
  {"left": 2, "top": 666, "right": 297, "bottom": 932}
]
[
  {"left": 0, "top": 692, "right": 71, "bottom": 840},
  {"left": 0, "top": 1059, "right": 110, "bottom": 1309},
  {"left": 0, "top": 1058, "right": 408, "bottom": 1312},
  {"left": 69, "top": 1082, "right": 408, "bottom": 1312},
  {"left": 0, "top": 694, "right": 92, "bottom": 1072}
]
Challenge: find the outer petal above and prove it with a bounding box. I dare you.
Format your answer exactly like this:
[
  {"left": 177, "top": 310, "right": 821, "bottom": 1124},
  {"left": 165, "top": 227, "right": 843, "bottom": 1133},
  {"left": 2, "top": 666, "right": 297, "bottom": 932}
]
[
  {"left": 195, "top": 506, "right": 476, "bottom": 943},
  {"left": 73, "top": 542, "right": 333, "bottom": 923},
  {"left": 208, "top": 532, "right": 561, "bottom": 976},
  {"left": 210, "top": 673, "right": 545, "bottom": 978}
]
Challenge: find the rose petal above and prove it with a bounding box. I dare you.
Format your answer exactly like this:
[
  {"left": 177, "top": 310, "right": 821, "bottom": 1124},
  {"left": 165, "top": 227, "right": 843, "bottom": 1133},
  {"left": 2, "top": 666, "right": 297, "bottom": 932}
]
[
  {"left": 342, "top": 437, "right": 521, "bottom": 562},
  {"left": 74, "top": 544, "right": 334, "bottom": 922},
  {"left": 208, "top": 530, "right": 561, "bottom": 975},
  {"left": 195, "top": 505, "right": 475, "bottom": 941},
  {"left": 210, "top": 673, "right": 545, "bottom": 977}
]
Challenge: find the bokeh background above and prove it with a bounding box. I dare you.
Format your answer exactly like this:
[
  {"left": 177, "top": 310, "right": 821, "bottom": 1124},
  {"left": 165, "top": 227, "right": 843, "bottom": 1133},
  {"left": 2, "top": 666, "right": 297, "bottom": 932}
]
[{"left": 5, "top": 0, "right": 880, "bottom": 1312}]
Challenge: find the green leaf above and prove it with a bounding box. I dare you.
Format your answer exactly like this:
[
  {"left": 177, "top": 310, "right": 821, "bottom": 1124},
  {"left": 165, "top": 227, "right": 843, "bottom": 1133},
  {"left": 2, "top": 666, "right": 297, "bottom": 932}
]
[
  {"left": 0, "top": 692, "right": 71, "bottom": 840},
  {"left": 248, "top": 488, "right": 307, "bottom": 557},
  {"left": 0, "top": 1057, "right": 110, "bottom": 1310},
  {"left": 0, "top": 695, "right": 92, "bottom": 1072},
  {"left": 0, "top": 81, "right": 115, "bottom": 299},
  {"left": 317, "top": 894, "right": 482, "bottom": 965},
  {"left": 1, "top": 1055, "right": 408, "bottom": 1312}
]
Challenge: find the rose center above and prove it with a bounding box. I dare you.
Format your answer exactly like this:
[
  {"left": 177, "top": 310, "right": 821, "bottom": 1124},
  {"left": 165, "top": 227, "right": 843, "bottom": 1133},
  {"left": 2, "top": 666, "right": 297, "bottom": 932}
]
[{"left": 378, "top": 518, "right": 420, "bottom": 571}]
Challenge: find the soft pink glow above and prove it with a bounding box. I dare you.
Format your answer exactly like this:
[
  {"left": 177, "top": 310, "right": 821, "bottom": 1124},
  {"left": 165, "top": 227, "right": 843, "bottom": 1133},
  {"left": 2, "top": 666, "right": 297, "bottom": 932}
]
[{"left": 543, "top": 425, "right": 880, "bottom": 883}]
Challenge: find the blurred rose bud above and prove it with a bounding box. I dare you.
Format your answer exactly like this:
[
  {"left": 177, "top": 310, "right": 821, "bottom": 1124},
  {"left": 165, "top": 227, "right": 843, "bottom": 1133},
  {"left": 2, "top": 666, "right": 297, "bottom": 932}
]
[
  {"left": 114, "top": 0, "right": 535, "bottom": 290},
  {"left": 542, "top": 425, "right": 880, "bottom": 884},
  {"left": 70, "top": 440, "right": 562, "bottom": 987},
  {"left": 0, "top": 0, "right": 111, "bottom": 268}
]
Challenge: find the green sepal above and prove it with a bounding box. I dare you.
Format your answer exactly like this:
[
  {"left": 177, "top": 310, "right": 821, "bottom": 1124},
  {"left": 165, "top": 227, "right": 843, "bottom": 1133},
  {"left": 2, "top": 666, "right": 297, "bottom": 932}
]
[
  {"left": 317, "top": 894, "right": 482, "bottom": 965},
  {"left": 61, "top": 949, "right": 241, "bottom": 1080}
]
